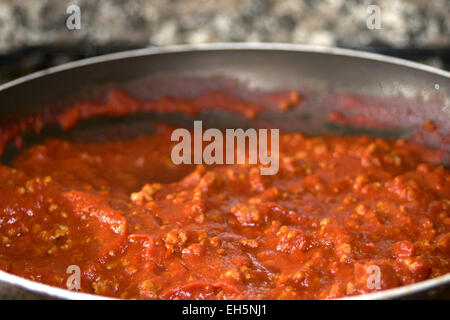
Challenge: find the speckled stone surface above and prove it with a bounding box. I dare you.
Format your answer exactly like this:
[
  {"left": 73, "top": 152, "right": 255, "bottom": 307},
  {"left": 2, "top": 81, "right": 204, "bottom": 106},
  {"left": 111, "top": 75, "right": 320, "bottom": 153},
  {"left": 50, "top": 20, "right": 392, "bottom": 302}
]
[{"left": 0, "top": 0, "right": 448, "bottom": 53}]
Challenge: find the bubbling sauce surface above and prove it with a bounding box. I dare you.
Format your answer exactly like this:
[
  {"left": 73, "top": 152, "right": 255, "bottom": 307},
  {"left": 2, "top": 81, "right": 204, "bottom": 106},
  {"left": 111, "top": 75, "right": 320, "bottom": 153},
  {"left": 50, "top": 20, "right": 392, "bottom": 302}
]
[{"left": 0, "top": 91, "right": 449, "bottom": 299}]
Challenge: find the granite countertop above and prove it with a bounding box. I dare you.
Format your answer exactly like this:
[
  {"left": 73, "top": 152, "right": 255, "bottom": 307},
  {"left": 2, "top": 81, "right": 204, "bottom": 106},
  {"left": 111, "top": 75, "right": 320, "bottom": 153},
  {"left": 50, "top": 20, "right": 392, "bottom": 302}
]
[{"left": 0, "top": 0, "right": 448, "bottom": 54}]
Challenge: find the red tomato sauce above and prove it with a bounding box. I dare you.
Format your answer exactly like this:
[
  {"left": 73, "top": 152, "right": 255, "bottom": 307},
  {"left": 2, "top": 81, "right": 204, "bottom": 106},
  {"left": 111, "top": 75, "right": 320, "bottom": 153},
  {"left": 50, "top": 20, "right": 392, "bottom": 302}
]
[{"left": 0, "top": 91, "right": 449, "bottom": 299}]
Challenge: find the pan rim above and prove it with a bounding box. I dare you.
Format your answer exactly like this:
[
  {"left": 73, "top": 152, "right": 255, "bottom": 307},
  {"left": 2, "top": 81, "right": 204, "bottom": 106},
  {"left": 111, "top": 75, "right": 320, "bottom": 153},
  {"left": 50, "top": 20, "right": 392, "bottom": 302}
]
[
  {"left": 0, "top": 43, "right": 449, "bottom": 94},
  {"left": 1, "top": 269, "right": 449, "bottom": 300},
  {"left": 0, "top": 42, "right": 449, "bottom": 300}
]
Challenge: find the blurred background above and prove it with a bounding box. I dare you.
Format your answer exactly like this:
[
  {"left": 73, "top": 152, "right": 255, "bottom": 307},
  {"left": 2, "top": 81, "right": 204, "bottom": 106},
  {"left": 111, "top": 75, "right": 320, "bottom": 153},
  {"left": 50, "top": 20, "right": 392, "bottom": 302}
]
[{"left": 0, "top": 0, "right": 449, "bottom": 84}]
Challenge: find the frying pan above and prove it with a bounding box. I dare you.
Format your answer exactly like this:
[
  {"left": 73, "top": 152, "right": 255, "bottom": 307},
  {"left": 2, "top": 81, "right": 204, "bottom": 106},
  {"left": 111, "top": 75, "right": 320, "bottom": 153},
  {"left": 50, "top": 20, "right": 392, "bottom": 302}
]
[{"left": 0, "top": 43, "right": 449, "bottom": 300}]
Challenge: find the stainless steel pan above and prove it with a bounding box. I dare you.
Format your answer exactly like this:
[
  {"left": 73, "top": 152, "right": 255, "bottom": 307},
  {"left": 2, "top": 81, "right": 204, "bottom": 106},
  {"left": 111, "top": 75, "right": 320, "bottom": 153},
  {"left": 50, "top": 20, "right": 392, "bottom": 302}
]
[{"left": 0, "top": 43, "right": 449, "bottom": 299}]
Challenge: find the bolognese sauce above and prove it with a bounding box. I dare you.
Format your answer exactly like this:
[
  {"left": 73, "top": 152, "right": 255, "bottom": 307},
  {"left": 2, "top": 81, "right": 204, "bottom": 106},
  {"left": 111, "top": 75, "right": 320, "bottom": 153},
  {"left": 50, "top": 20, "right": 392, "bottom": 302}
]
[{"left": 0, "top": 91, "right": 449, "bottom": 299}]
